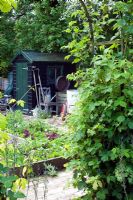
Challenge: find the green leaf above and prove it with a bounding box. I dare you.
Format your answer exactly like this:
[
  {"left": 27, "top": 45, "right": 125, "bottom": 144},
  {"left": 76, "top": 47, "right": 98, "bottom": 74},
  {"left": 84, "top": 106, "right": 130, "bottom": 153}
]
[
  {"left": 89, "top": 103, "right": 95, "bottom": 112},
  {"left": 74, "top": 27, "right": 79, "bottom": 33},
  {"left": 117, "top": 19, "right": 126, "bottom": 27},
  {"left": 0, "top": 0, "right": 17, "bottom": 12},
  {"left": 96, "top": 189, "right": 108, "bottom": 200},
  {"left": 72, "top": 58, "right": 81, "bottom": 64},
  {"left": 114, "top": 98, "right": 127, "bottom": 108},
  {"left": 0, "top": 176, "right": 17, "bottom": 188},
  {"left": 65, "top": 55, "right": 71, "bottom": 60},
  {"left": 9, "top": 98, "right": 16, "bottom": 104},
  {"left": 77, "top": 181, "right": 86, "bottom": 190},
  {"left": 101, "top": 152, "right": 109, "bottom": 161},
  {"left": 0, "top": 164, "right": 8, "bottom": 173},
  {"left": 14, "top": 192, "right": 25, "bottom": 198},
  {"left": 108, "top": 18, "right": 115, "bottom": 24},
  {"left": 17, "top": 100, "right": 25, "bottom": 107},
  {"left": 117, "top": 115, "right": 125, "bottom": 123},
  {"left": 93, "top": 181, "right": 98, "bottom": 190},
  {"left": 128, "top": 121, "right": 133, "bottom": 129},
  {"left": 69, "top": 21, "right": 77, "bottom": 27},
  {"left": 107, "top": 176, "right": 116, "bottom": 183},
  {"left": 8, "top": 190, "right": 17, "bottom": 200},
  {"left": 65, "top": 28, "right": 71, "bottom": 33},
  {"left": 75, "top": 131, "right": 84, "bottom": 141}
]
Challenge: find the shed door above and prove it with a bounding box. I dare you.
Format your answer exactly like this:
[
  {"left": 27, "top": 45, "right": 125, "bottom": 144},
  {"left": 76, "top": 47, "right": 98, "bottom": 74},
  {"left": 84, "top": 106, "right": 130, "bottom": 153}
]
[{"left": 16, "top": 62, "right": 28, "bottom": 108}]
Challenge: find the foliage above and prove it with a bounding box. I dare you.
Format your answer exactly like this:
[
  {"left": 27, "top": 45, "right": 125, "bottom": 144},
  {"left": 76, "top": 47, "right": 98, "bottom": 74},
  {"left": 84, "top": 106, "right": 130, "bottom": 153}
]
[
  {"left": 63, "top": 0, "right": 133, "bottom": 66},
  {"left": 16, "top": 0, "right": 67, "bottom": 52},
  {"left": 5, "top": 111, "right": 66, "bottom": 166},
  {"left": 66, "top": 53, "right": 133, "bottom": 199},
  {"left": 0, "top": 163, "right": 26, "bottom": 200},
  {"left": 0, "top": 113, "right": 7, "bottom": 130},
  {"left": 6, "top": 110, "right": 25, "bottom": 134},
  {"left": 0, "top": 0, "right": 17, "bottom": 12},
  {"left": 64, "top": 0, "right": 133, "bottom": 199},
  {"left": 0, "top": 0, "right": 17, "bottom": 75},
  {"left": 32, "top": 107, "right": 51, "bottom": 119},
  {"left": 45, "top": 164, "right": 57, "bottom": 176},
  {"left": 0, "top": 12, "right": 16, "bottom": 75},
  {"left": 0, "top": 122, "right": 26, "bottom": 199},
  {"left": 0, "top": 0, "right": 70, "bottom": 75},
  {"left": 15, "top": 0, "right": 69, "bottom": 52}
]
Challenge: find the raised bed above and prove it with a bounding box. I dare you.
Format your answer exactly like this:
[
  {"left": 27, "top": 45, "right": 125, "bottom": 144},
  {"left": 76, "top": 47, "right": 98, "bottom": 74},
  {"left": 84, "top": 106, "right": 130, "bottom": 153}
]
[{"left": 10, "top": 157, "right": 69, "bottom": 177}]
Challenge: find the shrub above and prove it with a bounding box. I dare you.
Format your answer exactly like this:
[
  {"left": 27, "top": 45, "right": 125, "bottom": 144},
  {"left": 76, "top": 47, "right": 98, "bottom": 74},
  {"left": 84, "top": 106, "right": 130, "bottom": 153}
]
[{"left": 66, "top": 52, "right": 133, "bottom": 199}]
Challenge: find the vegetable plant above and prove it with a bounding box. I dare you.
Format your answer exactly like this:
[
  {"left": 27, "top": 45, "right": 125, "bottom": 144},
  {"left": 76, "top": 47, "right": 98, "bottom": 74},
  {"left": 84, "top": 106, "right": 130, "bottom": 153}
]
[{"left": 4, "top": 112, "right": 66, "bottom": 167}]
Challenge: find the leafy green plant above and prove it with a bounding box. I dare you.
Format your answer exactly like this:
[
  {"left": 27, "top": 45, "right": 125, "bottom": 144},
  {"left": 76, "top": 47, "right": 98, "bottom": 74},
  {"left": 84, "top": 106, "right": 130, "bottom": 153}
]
[
  {"left": 65, "top": 52, "right": 133, "bottom": 199},
  {"left": 6, "top": 110, "right": 26, "bottom": 134},
  {"left": 0, "top": 117, "right": 26, "bottom": 200},
  {"left": 0, "top": 164, "right": 26, "bottom": 200},
  {"left": 37, "top": 109, "right": 51, "bottom": 119},
  {"left": 45, "top": 164, "right": 57, "bottom": 177},
  {"left": 4, "top": 114, "right": 66, "bottom": 167},
  {"left": 63, "top": 0, "right": 133, "bottom": 199}
]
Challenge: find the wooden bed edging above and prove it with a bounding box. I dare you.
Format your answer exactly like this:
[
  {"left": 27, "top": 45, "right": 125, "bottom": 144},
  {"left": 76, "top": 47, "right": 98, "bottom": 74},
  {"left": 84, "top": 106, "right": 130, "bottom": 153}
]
[{"left": 10, "top": 157, "right": 69, "bottom": 177}]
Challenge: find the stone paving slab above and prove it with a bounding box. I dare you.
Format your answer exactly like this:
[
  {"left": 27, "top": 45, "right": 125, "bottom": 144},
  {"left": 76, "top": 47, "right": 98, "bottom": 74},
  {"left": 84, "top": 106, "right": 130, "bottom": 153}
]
[{"left": 22, "top": 170, "right": 83, "bottom": 200}]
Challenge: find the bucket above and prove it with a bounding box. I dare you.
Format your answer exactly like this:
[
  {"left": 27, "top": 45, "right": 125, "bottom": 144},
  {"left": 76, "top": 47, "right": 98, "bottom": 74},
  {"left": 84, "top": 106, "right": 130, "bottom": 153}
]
[
  {"left": 67, "top": 90, "right": 78, "bottom": 113},
  {"left": 44, "top": 94, "right": 51, "bottom": 103}
]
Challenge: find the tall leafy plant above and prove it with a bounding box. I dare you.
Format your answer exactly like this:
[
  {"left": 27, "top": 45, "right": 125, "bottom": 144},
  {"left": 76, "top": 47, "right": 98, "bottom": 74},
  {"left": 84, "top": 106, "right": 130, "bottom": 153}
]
[
  {"left": 65, "top": 0, "right": 133, "bottom": 199},
  {"left": 67, "top": 52, "right": 133, "bottom": 199}
]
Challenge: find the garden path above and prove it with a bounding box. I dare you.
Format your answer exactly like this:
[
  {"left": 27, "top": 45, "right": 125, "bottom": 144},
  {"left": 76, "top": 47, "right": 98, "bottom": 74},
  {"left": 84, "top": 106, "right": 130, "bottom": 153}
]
[
  {"left": 21, "top": 116, "right": 81, "bottom": 199},
  {"left": 21, "top": 170, "right": 83, "bottom": 200}
]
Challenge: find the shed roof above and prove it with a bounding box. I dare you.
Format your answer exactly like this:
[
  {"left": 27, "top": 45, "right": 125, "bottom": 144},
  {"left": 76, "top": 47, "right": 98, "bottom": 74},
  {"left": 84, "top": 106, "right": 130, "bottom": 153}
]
[{"left": 12, "top": 50, "right": 70, "bottom": 63}]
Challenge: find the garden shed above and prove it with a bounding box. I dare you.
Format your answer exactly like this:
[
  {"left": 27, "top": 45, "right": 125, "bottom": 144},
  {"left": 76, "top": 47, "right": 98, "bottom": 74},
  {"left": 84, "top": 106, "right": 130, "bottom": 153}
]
[{"left": 12, "top": 50, "right": 76, "bottom": 110}]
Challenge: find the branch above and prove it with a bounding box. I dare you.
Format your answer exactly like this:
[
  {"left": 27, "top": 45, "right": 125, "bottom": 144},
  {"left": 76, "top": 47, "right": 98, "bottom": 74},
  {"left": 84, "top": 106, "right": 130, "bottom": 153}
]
[
  {"left": 79, "top": 0, "right": 94, "bottom": 56},
  {"left": 94, "top": 39, "right": 121, "bottom": 46}
]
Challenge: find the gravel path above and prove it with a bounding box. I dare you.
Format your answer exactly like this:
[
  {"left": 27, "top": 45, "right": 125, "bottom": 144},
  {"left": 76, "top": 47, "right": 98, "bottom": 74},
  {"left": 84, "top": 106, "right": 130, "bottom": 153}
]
[{"left": 21, "top": 171, "right": 83, "bottom": 200}]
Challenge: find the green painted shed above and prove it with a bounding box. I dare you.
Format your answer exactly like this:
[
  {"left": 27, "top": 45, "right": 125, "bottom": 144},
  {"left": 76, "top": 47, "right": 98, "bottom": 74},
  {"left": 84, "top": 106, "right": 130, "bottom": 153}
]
[{"left": 12, "top": 50, "right": 76, "bottom": 110}]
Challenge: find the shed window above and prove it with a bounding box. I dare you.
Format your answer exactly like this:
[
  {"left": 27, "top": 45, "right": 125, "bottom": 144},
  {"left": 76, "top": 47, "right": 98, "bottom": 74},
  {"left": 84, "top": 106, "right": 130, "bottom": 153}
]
[{"left": 47, "top": 65, "right": 63, "bottom": 84}]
